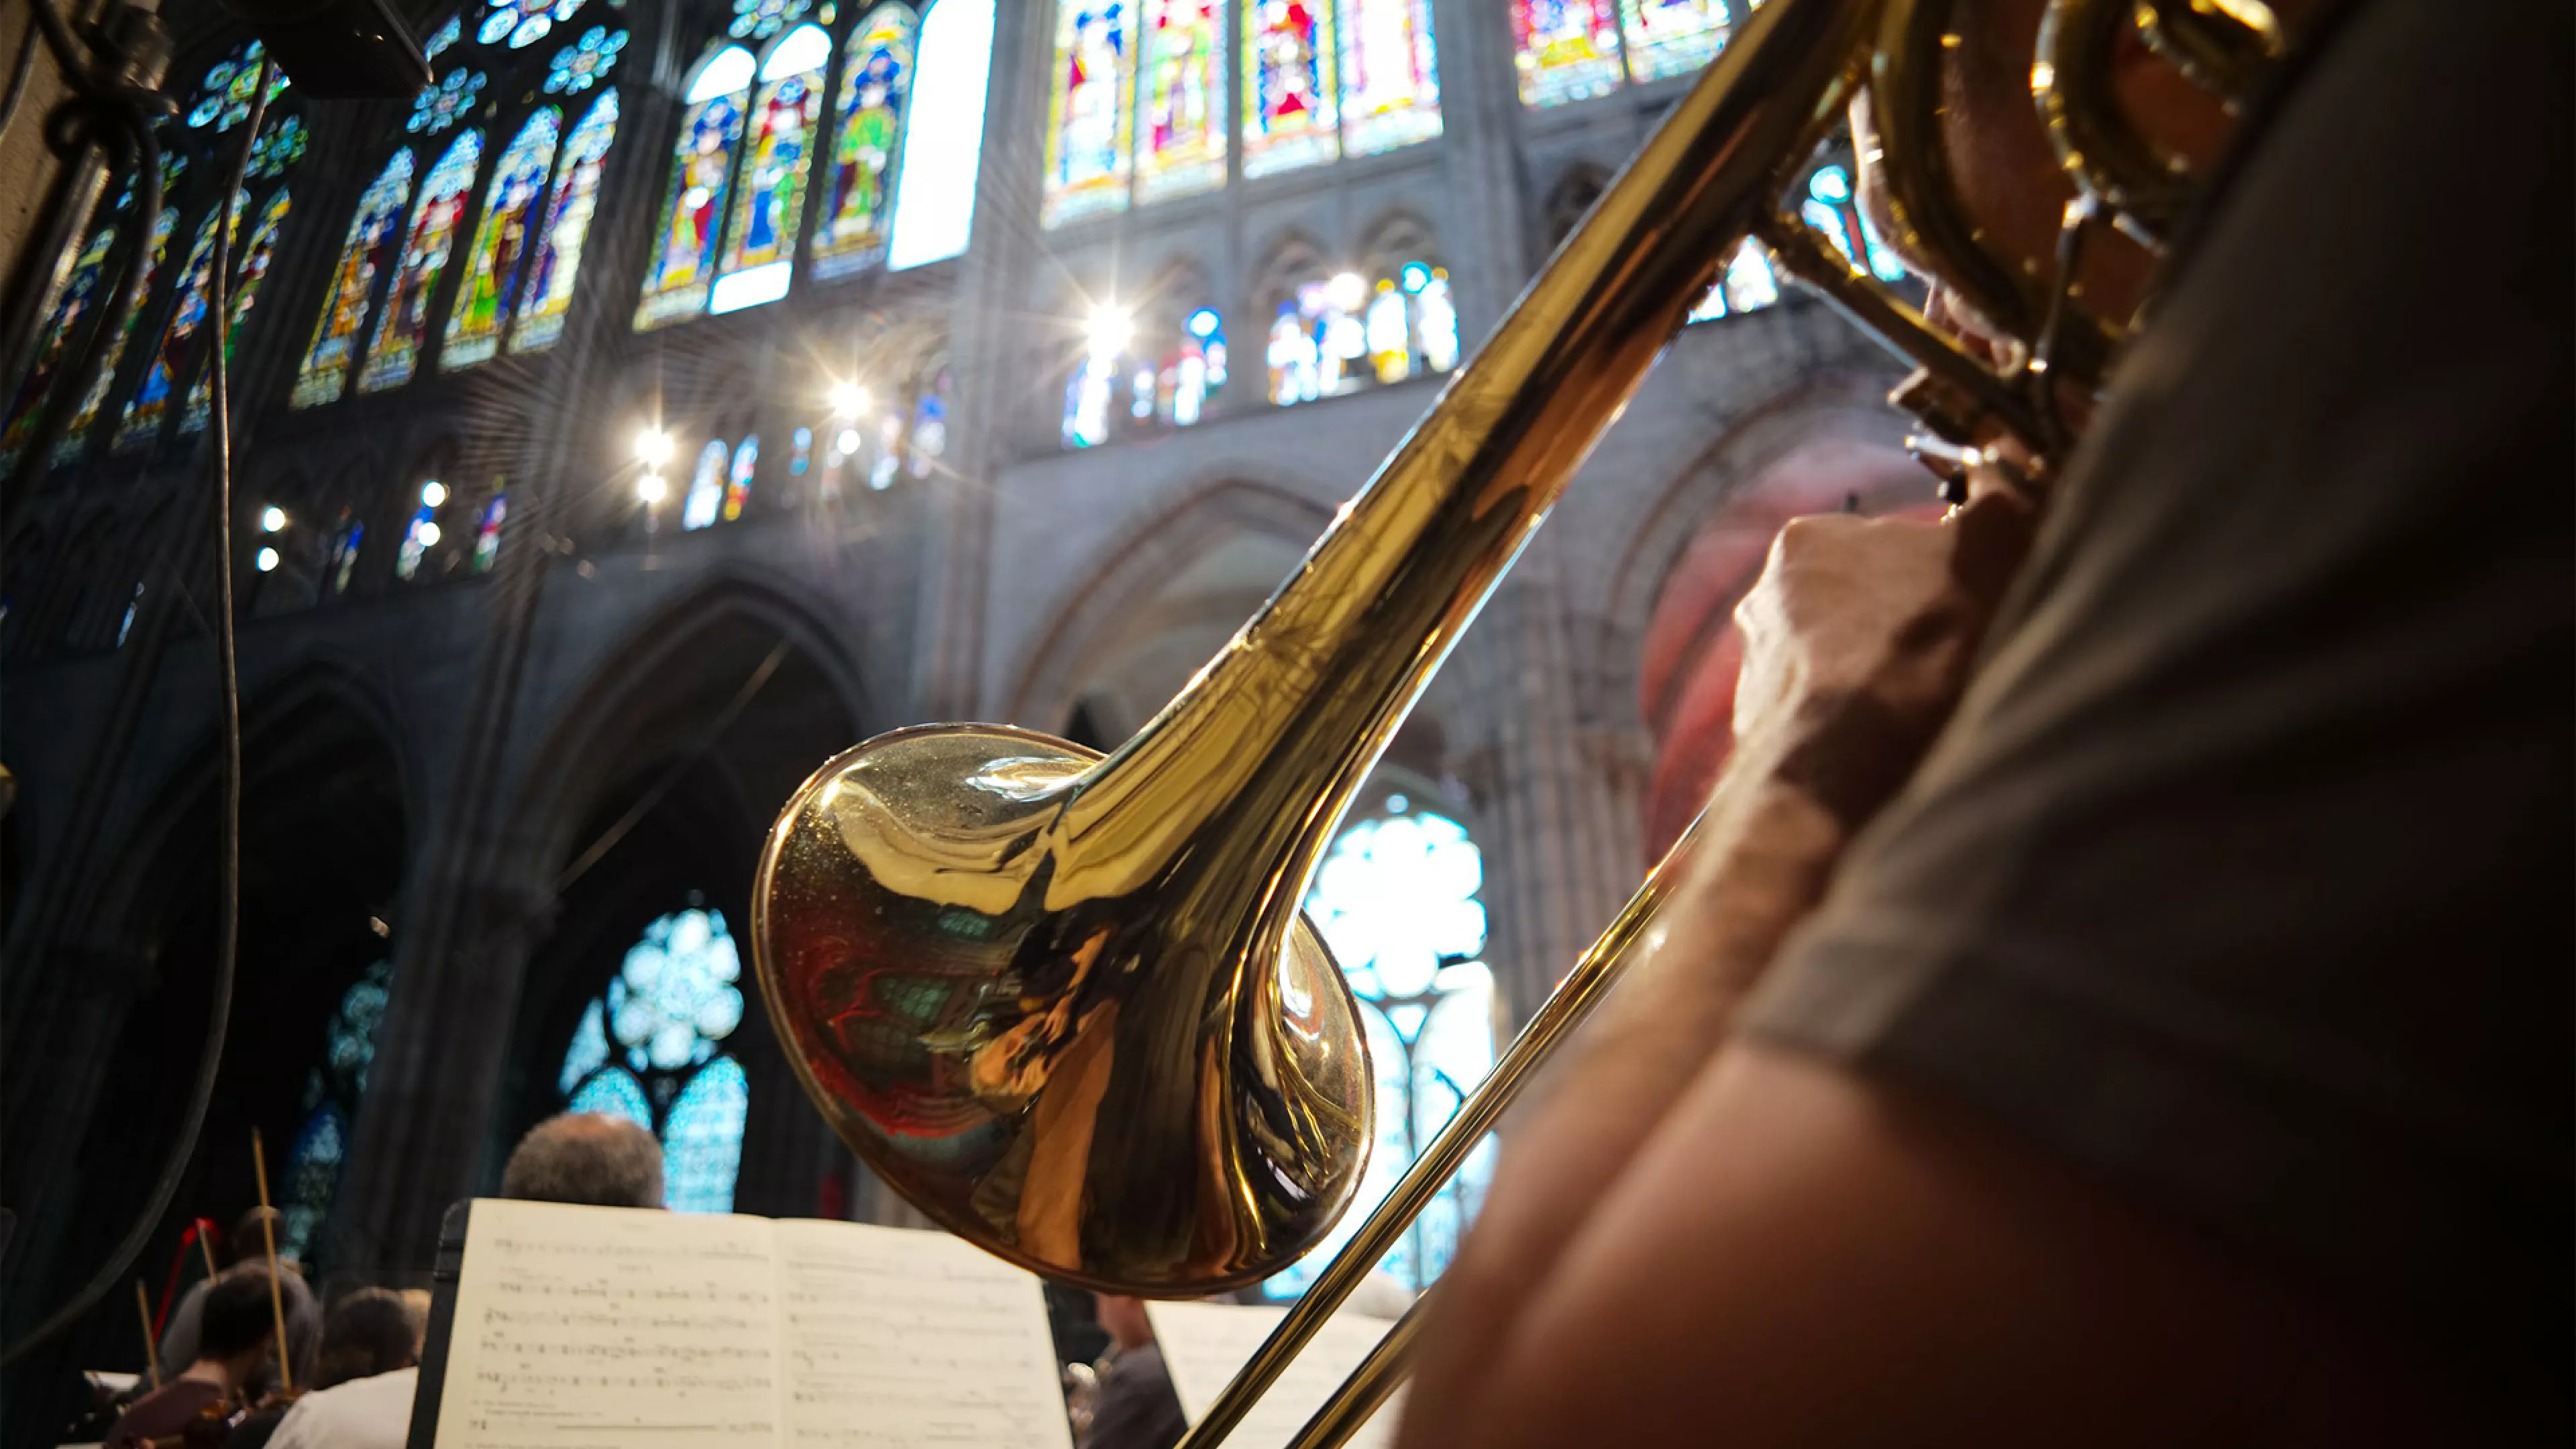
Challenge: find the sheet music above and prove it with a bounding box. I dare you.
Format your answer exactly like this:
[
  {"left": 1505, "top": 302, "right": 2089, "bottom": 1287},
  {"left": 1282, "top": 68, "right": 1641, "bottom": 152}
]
[
  {"left": 1148, "top": 1301, "right": 1404, "bottom": 1449},
  {"left": 435, "top": 1199, "right": 781, "bottom": 1449},
  {"left": 772, "top": 1219, "right": 1073, "bottom": 1449}
]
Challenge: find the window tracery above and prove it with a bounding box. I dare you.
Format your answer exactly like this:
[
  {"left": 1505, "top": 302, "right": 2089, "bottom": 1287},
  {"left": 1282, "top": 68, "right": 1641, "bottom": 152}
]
[
  {"left": 512, "top": 89, "right": 621, "bottom": 352},
  {"left": 445, "top": 108, "right": 562, "bottom": 368},
  {"left": 294, "top": 150, "right": 413, "bottom": 406},
  {"left": 280, "top": 959, "right": 395, "bottom": 1259},
  {"left": 358, "top": 129, "right": 482, "bottom": 392},
  {"left": 710, "top": 25, "right": 831, "bottom": 314},
  {"left": 118, "top": 191, "right": 245, "bottom": 447},
  {"left": 557, "top": 906, "right": 751, "bottom": 1214}
]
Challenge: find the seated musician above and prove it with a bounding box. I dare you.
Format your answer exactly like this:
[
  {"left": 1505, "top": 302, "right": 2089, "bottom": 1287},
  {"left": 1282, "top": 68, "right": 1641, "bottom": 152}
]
[
  {"left": 107, "top": 1272, "right": 276, "bottom": 1448},
  {"left": 254, "top": 1287, "right": 425, "bottom": 1449},
  {"left": 1401, "top": 1, "right": 2567, "bottom": 1444}
]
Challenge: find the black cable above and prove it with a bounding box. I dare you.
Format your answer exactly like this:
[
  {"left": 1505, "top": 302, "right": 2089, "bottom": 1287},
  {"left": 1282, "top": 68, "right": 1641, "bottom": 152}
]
[
  {"left": 0, "top": 13, "right": 40, "bottom": 140},
  {"left": 0, "top": 58, "right": 266, "bottom": 1369}
]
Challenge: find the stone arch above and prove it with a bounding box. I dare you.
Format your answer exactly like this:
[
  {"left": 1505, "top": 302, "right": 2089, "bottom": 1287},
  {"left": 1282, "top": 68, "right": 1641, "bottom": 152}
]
[
  {"left": 1539, "top": 160, "right": 1613, "bottom": 254},
  {"left": 1247, "top": 229, "right": 1330, "bottom": 319},
  {"left": 1355, "top": 209, "right": 1442, "bottom": 278}
]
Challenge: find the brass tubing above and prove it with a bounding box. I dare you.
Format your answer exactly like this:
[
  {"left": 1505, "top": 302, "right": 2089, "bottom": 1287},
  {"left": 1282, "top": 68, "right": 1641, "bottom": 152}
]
[
  {"left": 2039, "top": 0, "right": 2190, "bottom": 243},
  {"left": 1281, "top": 1296, "right": 1426, "bottom": 1449},
  {"left": 1169, "top": 814, "right": 1697, "bottom": 1448}
]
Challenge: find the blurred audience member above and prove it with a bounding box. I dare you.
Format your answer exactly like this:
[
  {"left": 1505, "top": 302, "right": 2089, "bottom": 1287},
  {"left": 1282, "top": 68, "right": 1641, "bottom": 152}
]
[{"left": 498, "top": 1112, "right": 665, "bottom": 1208}]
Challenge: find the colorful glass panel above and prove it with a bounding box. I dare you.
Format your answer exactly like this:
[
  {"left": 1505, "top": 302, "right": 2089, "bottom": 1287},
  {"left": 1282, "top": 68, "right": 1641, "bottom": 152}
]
[
  {"left": 473, "top": 493, "right": 506, "bottom": 570},
  {"left": 1265, "top": 793, "right": 1495, "bottom": 1297},
  {"left": 885, "top": 0, "right": 992, "bottom": 270},
  {"left": 57, "top": 208, "right": 176, "bottom": 458},
  {"left": 543, "top": 25, "right": 626, "bottom": 94},
  {"left": 729, "top": 0, "right": 808, "bottom": 41},
  {"left": 407, "top": 67, "right": 488, "bottom": 134},
  {"left": 722, "top": 434, "right": 758, "bottom": 519},
  {"left": 681, "top": 440, "right": 728, "bottom": 529},
  {"left": 557, "top": 906, "right": 751, "bottom": 1214},
  {"left": 513, "top": 89, "right": 619, "bottom": 352},
  {"left": 182, "top": 189, "right": 292, "bottom": 434},
  {"left": 661, "top": 1057, "right": 749, "bottom": 1212},
  {"left": 423, "top": 13, "right": 463, "bottom": 58},
  {"left": 1161, "top": 306, "right": 1224, "bottom": 425},
  {"left": 1617, "top": 0, "right": 1729, "bottom": 80},
  {"left": 1242, "top": 0, "right": 1337, "bottom": 176},
  {"left": 1043, "top": 1, "right": 1132, "bottom": 225},
  {"left": 186, "top": 42, "right": 290, "bottom": 131},
  {"left": 1134, "top": 0, "right": 1223, "bottom": 202},
  {"left": 906, "top": 369, "right": 948, "bottom": 480},
  {"left": 246, "top": 114, "right": 308, "bottom": 180},
  {"left": 1338, "top": 0, "right": 1438, "bottom": 156},
  {"left": 0, "top": 227, "right": 114, "bottom": 464},
  {"left": 1511, "top": 0, "right": 1625, "bottom": 106},
  {"left": 812, "top": 5, "right": 914, "bottom": 278},
  {"left": 122, "top": 201, "right": 243, "bottom": 447},
  {"left": 444, "top": 108, "right": 561, "bottom": 369},
  {"left": 479, "top": 0, "right": 584, "bottom": 50},
  {"left": 359, "top": 129, "right": 480, "bottom": 392},
  {"left": 636, "top": 47, "right": 753, "bottom": 327},
  {"left": 711, "top": 25, "right": 828, "bottom": 314},
  {"left": 294, "top": 151, "right": 413, "bottom": 407},
  {"left": 568, "top": 1066, "right": 652, "bottom": 1126}
]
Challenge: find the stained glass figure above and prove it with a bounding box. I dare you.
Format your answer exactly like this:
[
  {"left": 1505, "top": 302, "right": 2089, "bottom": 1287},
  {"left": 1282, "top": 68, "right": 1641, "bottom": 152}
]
[
  {"left": 359, "top": 129, "right": 481, "bottom": 392},
  {"left": 1338, "top": 0, "right": 1438, "bottom": 157},
  {"left": 1043, "top": 1, "right": 1132, "bottom": 225},
  {"left": 406, "top": 67, "right": 487, "bottom": 133},
  {"left": 1160, "top": 306, "right": 1224, "bottom": 425},
  {"left": 1617, "top": 0, "right": 1729, "bottom": 81},
  {"left": 636, "top": 46, "right": 753, "bottom": 327},
  {"left": 1265, "top": 791, "right": 1495, "bottom": 1297},
  {"left": 512, "top": 89, "right": 618, "bottom": 352},
  {"left": 885, "top": 0, "right": 993, "bottom": 270},
  {"left": 812, "top": 5, "right": 914, "bottom": 278},
  {"left": 557, "top": 906, "right": 751, "bottom": 1214},
  {"left": 682, "top": 439, "right": 729, "bottom": 529},
  {"left": 443, "top": 110, "right": 559, "bottom": 370},
  {"left": 246, "top": 114, "right": 308, "bottom": 180},
  {"left": 122, "top": 200, "right": 244, "bottom": 448},
  {"left": 329, "top": 520, "right": 364, "bottom": 593},
  {"left": 1242, "top": 0, "right": 1337, "bottom": 177},
  {"left": 1135, "top": 0, "right": 1224, "bottom": 202},
  {"left": 295, "top": 151, "right": 413, "bottom": 407},
  {"left": 395, "top": 479, "right": 445, "bottom": 580},
  {"left": 186, "top": 42, "right": 290, "bottom": 131},
  {"left": 182, "top": 189, "right": 292, "bottom": 433},
  {"left": 0, "top": 227, "right": 114, "bottom": 465},
  {"left": 711, "top": 24, "right": 828, "bottom": 315},
  {"left": 543, "top": 25, "right": 626, "bottom": 94},
  {"left": 722, "top": 433, "right": 759, "bottom": 518},
  {"left": 729, "top": 0, "right": 808, "bottom": 41},
  {"left": 280, "top": 959, "right": 394, "bottom": 1258},
  {"left": 473, "top": 493, "right": 507, "bottom": 570},
  {"left": 57, "top": 208, "right": 176, "bottom": 458},
  {"left": 423, "top": 12, "right": 463, "bottom": 58},
  {"left": 1511, "top": 0, "right": 1624, "bottom": 106},
  {"left": 480, "top": 0, "right": 584, "bottom": 49}
]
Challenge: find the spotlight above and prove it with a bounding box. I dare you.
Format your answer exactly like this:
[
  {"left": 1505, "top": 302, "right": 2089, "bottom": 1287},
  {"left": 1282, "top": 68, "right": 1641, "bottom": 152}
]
[
  {"left": 828, "top": 380, "right": 869, "bottom": 417},
  {"left": 635, "top": 427, "right": 674, "bottom": 466},
  {"left": 637, "top": 472, "right": 667, "bottom": 503},
  {"left": 1326, "top": 272, "right": 1367, "bottom": 312},
  {"left": 420, "top": 480, "right": 448, "bottom": 507},
  {"left": 835, "top": 428, "right": 861, "bottom": 455},
  {"left": 260, "top": 505, "right": 287, "bottom": 532},
  {"left": 1085, "top": 303, "right": 1134, "bottom": 357},
  {"left": 1186, "top": 307, "right": 1220, "bottom": 339},
  {"left": 255, "top": 546, "right": 280, "bottom": 572},
  {"left": 417, "top": 522, "right": 442, "bottom": 547}
]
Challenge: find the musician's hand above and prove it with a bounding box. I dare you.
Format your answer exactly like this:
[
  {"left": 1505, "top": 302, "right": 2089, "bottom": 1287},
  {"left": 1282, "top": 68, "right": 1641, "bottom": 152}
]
[{"left": 1731, "top": 490, "right": 2036, "bottom": 826}]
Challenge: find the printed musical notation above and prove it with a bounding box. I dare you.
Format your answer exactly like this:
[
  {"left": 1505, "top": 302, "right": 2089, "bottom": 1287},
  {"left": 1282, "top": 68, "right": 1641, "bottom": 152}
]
[{"left": 1149, "top": 1300, "right": 1406, "bottom": 1449}]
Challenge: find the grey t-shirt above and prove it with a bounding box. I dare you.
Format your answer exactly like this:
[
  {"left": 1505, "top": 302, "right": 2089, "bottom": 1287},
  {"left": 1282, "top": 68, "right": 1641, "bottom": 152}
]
[{"left": 1743, "top": 0, "right": 2569, "bottom": 1410}]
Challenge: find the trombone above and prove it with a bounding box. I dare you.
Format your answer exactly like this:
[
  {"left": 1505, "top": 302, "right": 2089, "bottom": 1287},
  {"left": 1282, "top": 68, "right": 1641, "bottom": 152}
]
[{"left": 751, "top": 0, "right": 2286, "bottom": 1441}]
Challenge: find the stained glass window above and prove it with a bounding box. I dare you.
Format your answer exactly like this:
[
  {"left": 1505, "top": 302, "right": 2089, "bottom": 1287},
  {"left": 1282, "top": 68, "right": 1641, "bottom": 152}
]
[
  {"left": 1511, "top": 0, "right": 1623, "bottom": 106},
  {"left": 328, "top": 519, "right": 364, "bottom": 593},
  {"left": 246, "top": 115, "right": 308, "bottom": 180},
  {"left": 295, "top": 150, "right": 413, "bottom": 407},
  {"left": 681, "top": 439, "right": 729, "bottom": 529},
  {"left": 1265, "top": 790, "right": 1495, "bottom": 1298},
  {"left": 0, "top": 227, "right": 114, "bottom": 466},
  {"left": 180, "top": 189, "right": 292, "bottom": 435},
  {"left": 906, "top": 369, "right": 949, "bottom": 479},
  {"left": 885, "top": 0, "right": 991, "bottom": 269},
  {"left": 556, "top": 906, "right": 751, "bottom": 1214},
  {"left": 722, "top": 433, "right": 759, "bottom": 518},
  {"left": 1338, "top": 0, "right": 1438, "bottom": 156},
  {"left": 512, "top": 89, "right": 617, "bottom": 353},
  {"left": 57, "top": 208, "right": 176, "bottom": 458},
  {"left": 730, "top": 0, "right": 808, "bottom": 42},
  {"left": 1161, "top": 306, "right": 1226, "bottom": 425},
  {"left": 1267, "top": 259, "right": 1447, "bottom": 405},
  {"left": 395, "top": 478, "right": 447, "bottom": 580},
  {"left": 543, "top": 25, "right": 625, "bottom": 94},
  {"left": 711, "top": 24, "right": 828, "bottom": 315},
  {"left": 359, "top": 129, "right": 481, "bottom": 392},
  {"left": 280, "top": 958, "right": 393, "bottom": 1259},
  {"left": 1242, "top": 0, "right": 1336, "bottom": 177},
  {"left": 473, "top": 492, "right": 507, "bottom": 570},
  {"left": 1617, "top": 0, "right": 1730, "bottom": 80},
  {"left": 480, "top": 0, "right": 584, "bottom": 50},
  {"left": 1136, "top": 0, "right": 1224, "bottom": 201},
  {"left": 637, "top": 46, "right": 754, "bottom": 327},
  {"left": 1063, "top": 301, "right": 1224, "bottom": 447},
  {"left": 119, "top": 199, "right": 243, "bottom": 447},
  {"left": 445, "top": 108, "right": 561, "bottom": 369},
  {"left": 1043, "top": 1, "right": 1132, "bottom": 225},
  {"left": 812, "top": 5, "right": 914, "bottom": 278},
  {"left": 424, "top": 13, "right": 463, "bottom": 58},
  {"left": 407, "top": 66, "right": 487, "bottom": 133},
  {"left": 186, "top": 42, "right": 291, "bottom": 131}
]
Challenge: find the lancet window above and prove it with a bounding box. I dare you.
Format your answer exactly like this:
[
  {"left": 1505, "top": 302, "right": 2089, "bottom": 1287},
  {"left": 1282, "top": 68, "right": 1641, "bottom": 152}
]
[
  {"left": 1061, "top": 282, "right": 1228, "bottom": 447},
  {"left": 1512, "top": 0, "right": 1734, "bottom": 107},
  {"left": 280, "top": 959, "right": 394, "bottom": 1260},
  {"left": 557, "top": 906, "right": 751, "bottom": 1214},
  {"left": 1260, "top": 249, "right": 1455, "bottom": 407},
  {"left": 1045, "top": 0, "right": 1438, "bottom": 227},
  {"left": 1264, "top": 785, "right": 1496, "bottom": 1298}
]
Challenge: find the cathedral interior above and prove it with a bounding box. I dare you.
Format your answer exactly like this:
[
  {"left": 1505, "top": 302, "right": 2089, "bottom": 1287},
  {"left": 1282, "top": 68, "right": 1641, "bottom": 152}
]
[{"left": 0, "top": 0, "right": 1944, "bottom": 1431}]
